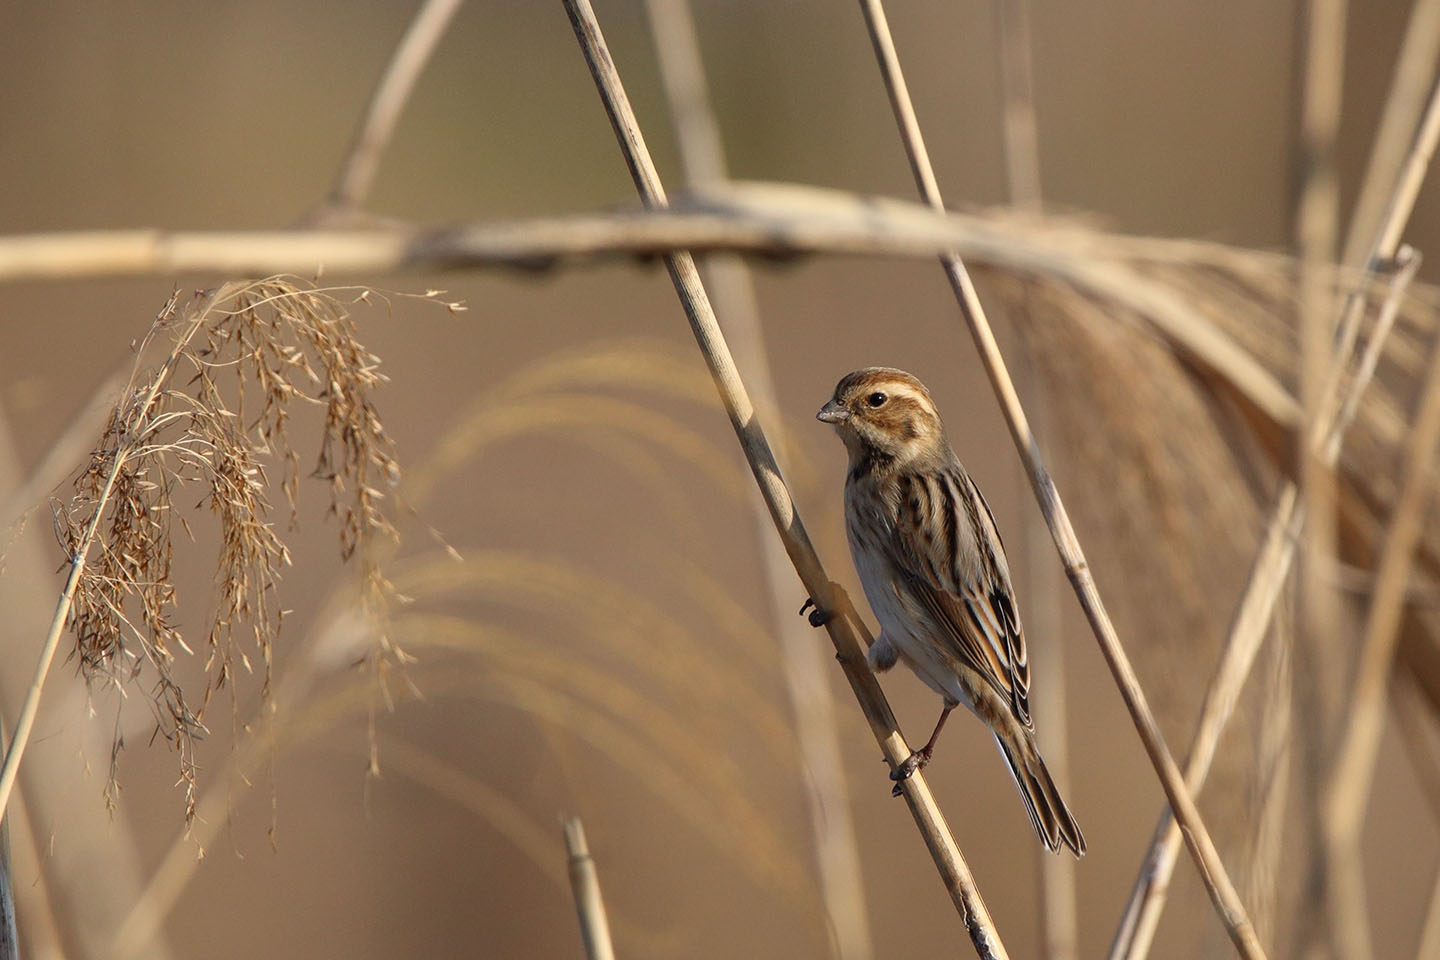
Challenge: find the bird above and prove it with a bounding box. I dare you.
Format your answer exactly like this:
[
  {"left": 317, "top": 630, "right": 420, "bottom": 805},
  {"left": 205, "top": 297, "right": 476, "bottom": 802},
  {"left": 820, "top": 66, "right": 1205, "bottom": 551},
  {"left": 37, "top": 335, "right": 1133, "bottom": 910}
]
[{"left": 815, "top": 366, "right": 1085, "bottom": 856}]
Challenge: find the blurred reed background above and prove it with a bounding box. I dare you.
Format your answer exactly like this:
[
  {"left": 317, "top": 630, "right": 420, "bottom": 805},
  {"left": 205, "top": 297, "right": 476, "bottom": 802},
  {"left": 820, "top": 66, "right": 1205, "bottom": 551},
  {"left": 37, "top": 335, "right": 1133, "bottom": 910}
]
[{"left": 1, "top": 1, "right": 1439, "bottom": 959}]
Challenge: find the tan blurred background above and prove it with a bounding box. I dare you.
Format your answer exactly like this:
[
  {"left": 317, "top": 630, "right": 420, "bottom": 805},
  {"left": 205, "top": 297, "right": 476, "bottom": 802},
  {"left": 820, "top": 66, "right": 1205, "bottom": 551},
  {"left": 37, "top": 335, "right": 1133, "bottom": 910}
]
[{"left": 1, "top": 1, "right": 1439, "bottom": 958}]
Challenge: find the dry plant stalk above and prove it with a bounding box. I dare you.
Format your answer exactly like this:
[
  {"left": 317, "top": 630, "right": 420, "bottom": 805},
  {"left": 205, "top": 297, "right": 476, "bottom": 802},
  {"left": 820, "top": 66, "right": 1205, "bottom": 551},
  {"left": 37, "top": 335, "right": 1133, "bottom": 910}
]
[
  {"left": 641, "top": 2, "right": 875, "bottom": 958},
  {"left": 1338, "top": 0, "right": 1440, "bottom": 271},
  {"left": 563, "top": 1, "right": 1009, "bottom": 957},
  {"left": 1103, "top": 247, "right": 1420, "bottom": 960},
  {"left": 1, "top": 277, "right": 417, "bottom": 824},
  {"left": 0, "top": 719, "right": 16, "bottom": 960},
  {"left": 325, "top": 0, "right": 463, "bottom": 214},
  {"left": 854, "top": 0, "right": 1263, "bottom": 954},
  {"left": 1108, "top": 46, "right": 1440, "bottom": 954},
  {"left": 990, "top": 2, "right": 1079, "bottom": 955},
  {"left": 1294, "top": 7, "right": 1349, "bottom": 955},
  {"left": 1322, "top": 274, "right": 1440, "bottom": 960},
  {"left": 563, "top": 817, "right": 618, "bottom": 960}
]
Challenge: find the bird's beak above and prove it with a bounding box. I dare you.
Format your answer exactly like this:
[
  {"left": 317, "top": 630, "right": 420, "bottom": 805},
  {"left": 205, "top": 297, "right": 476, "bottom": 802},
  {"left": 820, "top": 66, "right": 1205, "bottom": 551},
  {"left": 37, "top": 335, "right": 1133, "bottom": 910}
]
[{"left": 816, "top": 400, "right": 849, "bottom": 424}]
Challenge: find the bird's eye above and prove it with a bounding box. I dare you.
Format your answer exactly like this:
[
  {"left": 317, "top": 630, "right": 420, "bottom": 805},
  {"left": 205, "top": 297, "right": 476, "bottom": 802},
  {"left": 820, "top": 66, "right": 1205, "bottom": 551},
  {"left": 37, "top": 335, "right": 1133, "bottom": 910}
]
[{"left": 866, "top": 392, "right": 888, "bottom": 408}]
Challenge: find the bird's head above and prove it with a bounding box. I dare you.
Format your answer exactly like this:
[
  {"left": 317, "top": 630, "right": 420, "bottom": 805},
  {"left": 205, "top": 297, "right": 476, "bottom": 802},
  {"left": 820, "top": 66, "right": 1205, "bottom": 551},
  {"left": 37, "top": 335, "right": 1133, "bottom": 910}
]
[{"left": 817, "top": 367, "right": 945, "bottom": 467}]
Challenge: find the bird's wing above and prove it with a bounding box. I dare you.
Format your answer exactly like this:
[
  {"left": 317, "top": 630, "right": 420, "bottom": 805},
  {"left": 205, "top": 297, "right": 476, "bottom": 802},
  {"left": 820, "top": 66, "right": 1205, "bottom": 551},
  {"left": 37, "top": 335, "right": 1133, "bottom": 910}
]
[{"left": 888, "top": 465, "right": 1033, "bottom": 728}]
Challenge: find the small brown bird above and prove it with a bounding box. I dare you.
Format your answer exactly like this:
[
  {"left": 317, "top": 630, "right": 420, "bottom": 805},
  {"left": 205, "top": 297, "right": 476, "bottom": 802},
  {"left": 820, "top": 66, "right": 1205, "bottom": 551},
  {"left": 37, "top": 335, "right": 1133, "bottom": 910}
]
[{"left": 817, "top": 367, "right": 1084, "bottom": 856}]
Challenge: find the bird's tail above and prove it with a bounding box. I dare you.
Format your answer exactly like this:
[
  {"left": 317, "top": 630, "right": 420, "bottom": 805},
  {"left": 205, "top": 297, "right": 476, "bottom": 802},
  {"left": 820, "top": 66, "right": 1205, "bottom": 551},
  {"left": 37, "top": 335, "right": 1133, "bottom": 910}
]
[{"left": 995, "top": 730, "right": 1086, "bottom": 857}]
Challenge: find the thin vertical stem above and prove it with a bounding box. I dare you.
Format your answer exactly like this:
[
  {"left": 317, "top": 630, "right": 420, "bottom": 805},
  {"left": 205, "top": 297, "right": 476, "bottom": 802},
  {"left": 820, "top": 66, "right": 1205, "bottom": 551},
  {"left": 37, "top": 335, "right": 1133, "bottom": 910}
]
[
  {"left": 1109, "top": 27, "right": 1440, "bottom": 960},
  {"left": 1294, "top": 1, "right": 1348, "bottom": 728},
  {"left": 992, "top": 3, "right": 1076, "bottom": 957},
  {"left": 1294, "top": 4, "right": 1350, "bottom": 956},
  {"left": 562, "top": 2, "right": 1008, "bottom": 956},
  {"left": 1322, "top": 274, "right": 1440, "bottom": 960},
  {"left": 1023, "top": 374, "right": 1078, "bottom": 960},
  {"left": 995, "top": 0, "right": 1043, "bottom": 212},
  {"left": 854, "top": 2, "right": 1263, "bottom": 955},
  {"left": 1107, "top": 248, "right": 1419, "bottom": 960}
]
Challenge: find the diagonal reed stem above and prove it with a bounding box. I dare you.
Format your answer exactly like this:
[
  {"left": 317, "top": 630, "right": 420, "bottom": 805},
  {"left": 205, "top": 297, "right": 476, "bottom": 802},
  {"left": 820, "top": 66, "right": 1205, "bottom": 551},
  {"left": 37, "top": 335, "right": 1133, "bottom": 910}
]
[
  {"left": 1323, "top": 250, "right": 1440, "bottom": 960},
  {"left": 990, "top": 3, "right": 1078, "bottom": 956},
  {"left": 1107, "top": 247, "right": 1420, "bottom": 960},
  {"left": 853, "top": 1, "right": 1262, "bottom": 956},
  {"left": 0, "top": 295, "right": 212, "bottom": 826},
  {"left": 0, "top": 719, "right": 16, "bottom": 960},
  {"left": 326, "top": 0, "right": 464, "bottom": 213},
  {"left": 562, "top": 1, "right": 1009, "bottom": 956},
  {"left": 1110, "top": 65, "right": 1440, "bottom": 960},
  {"left": 641, "top": 3, "right": 876, "bottom": 958},
  {"left": 1339, "top": 0, "right": 1440, "bottom": 272},
  {"left": 563, "top": 817, "right": 618, "bottom": 960}
]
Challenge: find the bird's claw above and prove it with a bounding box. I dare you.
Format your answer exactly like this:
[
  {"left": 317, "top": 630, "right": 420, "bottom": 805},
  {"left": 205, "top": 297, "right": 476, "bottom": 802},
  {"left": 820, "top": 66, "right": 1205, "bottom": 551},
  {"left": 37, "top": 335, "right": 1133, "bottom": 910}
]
[
  {"left": 799, "top": 596, "right": 831, "bottom": 627},
  {"left": 888, "top": 750, "right": 927, "bottom": 797}
]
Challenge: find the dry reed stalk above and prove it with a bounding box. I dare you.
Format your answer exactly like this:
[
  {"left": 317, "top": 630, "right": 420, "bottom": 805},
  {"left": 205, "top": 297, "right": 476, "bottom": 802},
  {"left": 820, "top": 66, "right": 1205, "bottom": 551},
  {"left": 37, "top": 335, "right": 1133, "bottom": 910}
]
[
  {"left": 1020, "top": 374, "right": 1079, "bottom": 960},
  {"left": 854, "top": 1, "right": 1261, "bottom": 954},
  {"left": 563, "top": 817, "right": 618, "bottom": 960},
  {"left": 1247, "top": 604, "right": 1293, "bottom": 950},
  {"left": 994, "top": 0, "right": 1042, "bottom": 213},
  {"left": 1353, "top": 70, "right": 1440, "bottom": 280},
  {"left": 346, "top": 733, "right": 684, "bottom": 958},
  {"left": 324, "top": 0, "right": 464, "bottom": 214},
  {"left": 0, "top": 722, "right": 15, "bottom": 960},
  {"left": 1339, "top": 0, "right": 1440, "bottom": 270},
  {"left": 562, "top": 1, "right": 1009, "bottom": 957},
  {"left": 27, "top": 278, "right": 431, "bottom": 955},
  {"left": 0, "top": 288, "right": 216, "bottom": 826},
  {"left": 1107, "top": 249, "right": 1420, "bottom": 960},
  {"left": 990, "top": 4, "right": 1077, "bottom": 956},
  {"left": 254, "top": 329, "right": 838, "bottom": 915},
  {"left": 0, "top": 183, "right": 1392, "bottom": 408},
  {"left": 1321, "top": 277, "right": 1440, "bottom": 960},
  {"left": 1108, "top": 43, "right": 1440, "bottom": 954},
  {"left": 0, "top": 402, "right": 173, "bottom": 960},
  {"left": 1, "top": 791, "right": 64, "bottom": 960},
  {"left": 641, "top": 3, "right": 875, "bottom": 958},
  {"left": 1294, "top": 6, "right": 1350, "bottom": 953}
]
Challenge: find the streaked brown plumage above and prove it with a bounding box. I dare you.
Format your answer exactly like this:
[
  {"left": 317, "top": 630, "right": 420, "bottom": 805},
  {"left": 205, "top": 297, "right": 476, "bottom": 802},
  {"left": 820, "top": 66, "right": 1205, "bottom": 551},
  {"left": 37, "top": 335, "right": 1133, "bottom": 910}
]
[{"left": 818, "top": 367, "right": 1085, "bottom": 856}]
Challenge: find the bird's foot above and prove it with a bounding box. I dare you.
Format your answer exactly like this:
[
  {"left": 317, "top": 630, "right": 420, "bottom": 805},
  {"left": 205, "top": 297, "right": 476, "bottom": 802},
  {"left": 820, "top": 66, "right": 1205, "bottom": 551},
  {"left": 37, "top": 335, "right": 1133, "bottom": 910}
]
[
  {"left": 798, "top": 596, "right": 831, "bottom": 627},
  {"left": 888, "top": 749, "right": 931, "bottom": 797}
]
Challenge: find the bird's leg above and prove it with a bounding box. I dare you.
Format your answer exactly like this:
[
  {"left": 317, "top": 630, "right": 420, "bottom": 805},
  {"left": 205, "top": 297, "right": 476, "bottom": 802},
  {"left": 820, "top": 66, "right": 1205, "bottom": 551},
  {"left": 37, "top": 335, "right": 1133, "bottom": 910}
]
[
  {"left": 798, "top": 596, "right": 831, "bottom": 627},
  {"left": 890, "top": 703, "right": 955, "bottom": 795}
]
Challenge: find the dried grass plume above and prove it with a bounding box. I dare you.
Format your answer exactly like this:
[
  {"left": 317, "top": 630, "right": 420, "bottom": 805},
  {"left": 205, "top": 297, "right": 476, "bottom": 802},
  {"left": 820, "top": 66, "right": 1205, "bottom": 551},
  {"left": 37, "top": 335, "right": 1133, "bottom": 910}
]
[{"left": 48, "top": 277, "right": 457, "bottom": 817}]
